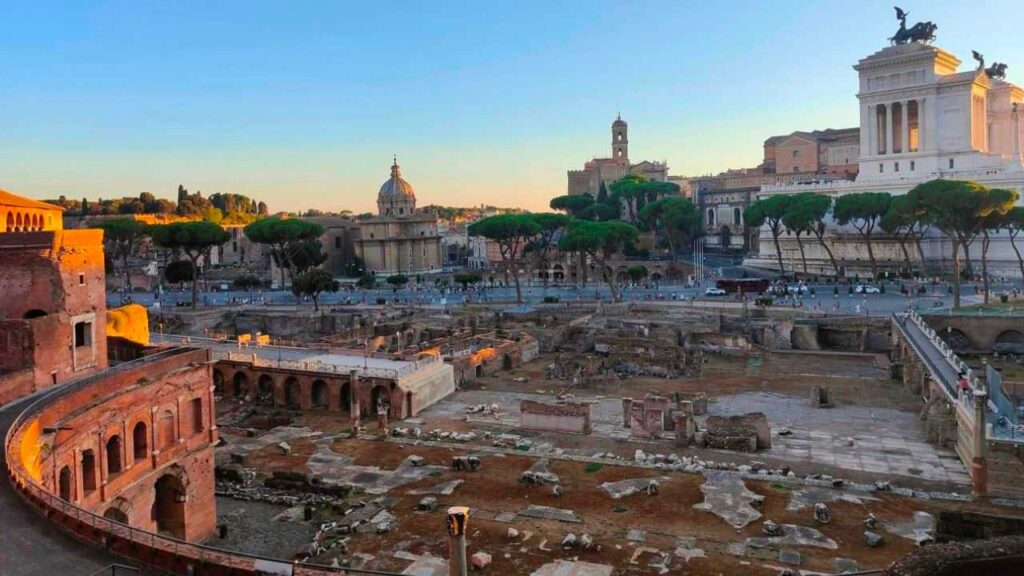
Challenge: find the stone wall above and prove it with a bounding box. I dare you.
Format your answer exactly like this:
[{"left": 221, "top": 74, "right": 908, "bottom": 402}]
[
  {"left": 520, "top": 400, "right": 591, "bottom": 434},
  {"left": 937, "top": 511, "right": 1024, "bottom": 541}
]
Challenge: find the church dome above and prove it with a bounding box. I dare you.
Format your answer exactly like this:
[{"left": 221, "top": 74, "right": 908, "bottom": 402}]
[
  {"left": 377, "top": 157, "right": 417, "bottom": 217},
  {"left": 378, "top": 159, "right": 415, "bottom": 201},
  {"left": 612, "top": 114, "right": 627, "bottom": 128}
]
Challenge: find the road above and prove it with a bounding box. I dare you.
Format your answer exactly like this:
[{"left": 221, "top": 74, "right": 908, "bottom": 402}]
[{"left": 113, "top": 279, "right": 993, "bottom": 318}]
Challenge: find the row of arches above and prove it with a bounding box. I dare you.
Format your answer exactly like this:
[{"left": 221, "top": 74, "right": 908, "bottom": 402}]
[
  {"left": 214, "top": 368, "right": 409, "bottom": 418},
  {"left": 2, "top": 209, "right": 53, "bottom": 233},
  {"left": 938, "top": 327, "right": 1024, "bottom": 353},
  {"left": 56, "top": 398, "right": 206, "bottom": 505}
]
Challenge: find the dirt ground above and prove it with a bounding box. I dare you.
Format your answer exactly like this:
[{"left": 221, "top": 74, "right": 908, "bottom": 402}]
[
  {"left": 226, "top": 433, "right": 1020, "bottom": 575},
  {"left": 213, "top": 348, "right": 1018, "bottom": 574}
]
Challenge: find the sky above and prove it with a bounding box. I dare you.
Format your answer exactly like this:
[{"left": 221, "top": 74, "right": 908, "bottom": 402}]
[{"left": 2, "top": 1, "right": 1022, "bottom": 214}]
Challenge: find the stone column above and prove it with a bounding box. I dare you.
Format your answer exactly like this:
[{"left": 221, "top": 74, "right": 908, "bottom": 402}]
[
  {"left": 900, "top": 100, "right": 909, "bottom": 154},
  {"left": 447, "top": 506, "right": 470, "bottom": 576},
  {"left": 885, "top": 103, "right": 894, "bottom": 155},
  {"left": 971, "top": 390, "right": 988, "bottom": 497},
  {"left": 621, "top": 398, "right": 633, "bottom": 427},
  {"left": 864, "top": 104, "right": 875, "bottom": 156},
  {"left": 349, "top": 369, "right": 361, "bottom": 435}
]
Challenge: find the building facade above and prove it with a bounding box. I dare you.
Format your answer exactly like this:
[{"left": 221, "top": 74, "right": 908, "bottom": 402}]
[
  {"left": 0, "top": 190, "right": 108, "bottom": 405},
  {"left": 567, "top": 116, "right": 669, "bottom": 197},
  {"left": 747, "top": 23, "right": 1024, "bottom": 276},
  {"left": 356, "top": 160, "right": 443, "bottom": 276}
]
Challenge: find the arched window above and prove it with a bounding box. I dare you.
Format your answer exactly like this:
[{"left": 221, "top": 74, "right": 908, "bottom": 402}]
[
  {"left": 81, "top": 450, "right": 97, "bottom": 493},
  {"left": 706, "top": 208, "right": 715, "bottom": 226},
  {"left": 106, "top": 435, "right": 123, "bottom": 475},
  {"left": 133, "top": 422, "right": 148, "bottom": 462},
  {"left": 733, "top": 207, "right": 742, "bottom": 225},
  {"left": 58, "top": 466, "right": 73, "bottom": 501},
  {"left": 312, "top": 380, "right": 329, "bottom": 409}
]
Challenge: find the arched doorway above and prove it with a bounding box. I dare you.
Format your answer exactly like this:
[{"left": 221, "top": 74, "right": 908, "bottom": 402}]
[
  {"left": 339, "top": 381, "right": 351, "bottom": 412},
  {"left": 133, "top": 422, "right": 148, "bottom": 462},
  {"left": 502, "top": 353, "right": 513, "bottom": 370},
  {"left": 58, "top": 466, "right": 72, "bottom": 501},
  {"left": 284, "top": 376, "right": 302, "bottom": 408},
  {"left": 233, "top": 371, "right": 249, "bottom": 398},
  {"left": 106, "top": 435, "right": 122, "bottom": 475},
  {"left": 720, "top": 225, "right": 732, "bottom": 248},
  {"left": 22, "top": 309, "right": 47, "bottom": 319},
  {"left": 370, "top": 385, "right": 388, "bottom": 415},
  {"left": 153, "top": 473, "right": 187, "bottom": 539},
  {"left": 312, "top": 380, "right": 329, "bottom": 409},
  {"left": 995, "top": 330, "right": 1024, "bottom": 347},
  {"left": 212, "top": 369, "right": 224, "bottom": 394},
  {"left": 257, "top": 374, "right": 274, "bottom": 406}
]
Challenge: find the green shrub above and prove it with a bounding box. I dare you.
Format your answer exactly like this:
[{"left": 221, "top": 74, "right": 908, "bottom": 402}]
[{"left": 584, "top": 462, "right": 603, "bottom": 474}]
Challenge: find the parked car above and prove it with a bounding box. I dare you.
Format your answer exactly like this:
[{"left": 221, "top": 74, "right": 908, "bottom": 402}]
[
  {"left": 855, "top": 285, "right": 881, "bottom": 294},
  {"left": 705, "top": 287, "right": 727, "bottom": 296}
]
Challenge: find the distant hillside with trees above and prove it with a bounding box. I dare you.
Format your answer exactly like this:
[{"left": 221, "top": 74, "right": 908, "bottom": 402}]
[{"left": 48, "top": 185, "right": 269, "bottom": 225}]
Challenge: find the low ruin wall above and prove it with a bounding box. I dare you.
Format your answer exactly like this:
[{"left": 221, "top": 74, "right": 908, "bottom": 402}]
[{"left": 520, "top": 400, "right": 591, "bottom": 434}]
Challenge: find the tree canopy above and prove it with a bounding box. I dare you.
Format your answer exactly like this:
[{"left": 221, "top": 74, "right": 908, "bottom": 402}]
[
  {"left": 834, "top": 192, "right": 891, "bottom": 278},
  {"left": 95, "top": 218, "right": 151, "bottom": 292},
  {"left": 639, "top": 196, "right": 700, "bottom": 261},
  {"left": 292, "top": 268, "right": 339, "bottom": 311},
  {"left": 549, "top": 194, "right": 594, "bottom": 217},
  {"left": 151, "top": 221, "right": 230, "bottom": 308},
  {"left": 467, "top": 213, "right": 542, "bottom": 303},
  {"left": 559, "top": 220, "right": 639, "bottom": 302},
  {"left": 745, "top": 195, "right": 792, "bottom": 274},
  {"left": 243, "top": 217, "right": 326, "bottom": 287}
]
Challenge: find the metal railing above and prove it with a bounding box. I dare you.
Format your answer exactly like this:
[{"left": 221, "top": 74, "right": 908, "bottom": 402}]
[{"left": 4, "top": 349, "right": 403, "bottom": 576}]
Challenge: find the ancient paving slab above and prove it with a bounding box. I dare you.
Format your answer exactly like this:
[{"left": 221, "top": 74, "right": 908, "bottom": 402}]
[
  {"left": 306, "top": 442, "right": 447, "bottom": 494},
  {"left": 401, "top": 553, "right": 448, "bottom": 576},
  {"left": 525, "top": 458, "right": 560, "bottom": 483},
  {"left": 708, "top": 392, "right": 970, "bottom": 485},
  {"left": 746, "top": 524, "right": 838, "bottom": 550},
  {"left": 693, "top": 470, "right": 765, "bottom": 529},
  {"left": 835, "top": 557, "right": 862, "bottom": 574},
  {"left": 220, "top": 426, "right": 321, "bottom": 458},
  {"left": 888, "top": 511, "right": 935, "bottom": 544},
  {"left": 787, "top": 486, "right": 879, "bottom": 511},
  {"left": 674, "top": 537, "right": 707, "bottom": 563},
  {"left": 600, "top": 476, "right": 669, "bottom": 499},
  {"left": 408, "top": 479, "right": 464, "bottom": 496},
  {"left": 529, "top": 560, "right": 614, "bottom": 576},
  {"left": 518, "top": 505, "right": 582, "bottom": 523}
]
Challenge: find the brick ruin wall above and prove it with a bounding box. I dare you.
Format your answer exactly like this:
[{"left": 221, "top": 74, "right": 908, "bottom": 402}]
[
  {"left": 0, "top": 230, "right": 107, "bottom": 405},
  {"left": 11, "top": 348, "right": 217, "bottom": 542},
  {"left": 520, "top": 400, "right": 592, "bottom": 434}
]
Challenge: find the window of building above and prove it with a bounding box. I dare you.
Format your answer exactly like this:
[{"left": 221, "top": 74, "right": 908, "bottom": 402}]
[
  {"left": 78, "top": 273, "right": 85, "bottom": 286},
  {"left": 190, "top": 398, "right": 203, "bottom": 434},
  {"left": 793, "top": 166, "right": 799, "bottom": 173},
  {"left": 792, "top": 150, "right": 799, "bottom": 158},
  {"left": 949, "top": 158, "right": 954, "bottom": 169},
  {"left": 399, "top": 207, "right": 404, "bottom": 215},
  {"left": 910, "top": 161, "right": 915, "bottom": 171},
  {"left": 74, "top": 321, "right": 92, "bottom": 348},
  {"left": 334, "top": 237, "right": 341, "bottom": 248},
  {"left": 369, "top": 233, "right": 375, "bottom": 239},
  {"left": 895, "top": 162, "right": 899, "bottom": 172},
  {"left": 879, "top": 163, "right": 884, "bottom": 173}
]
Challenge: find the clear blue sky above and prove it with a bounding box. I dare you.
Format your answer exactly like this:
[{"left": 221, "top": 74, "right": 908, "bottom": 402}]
[{"left": 2, "top": 1, "right": 1021, "bottom": 213}]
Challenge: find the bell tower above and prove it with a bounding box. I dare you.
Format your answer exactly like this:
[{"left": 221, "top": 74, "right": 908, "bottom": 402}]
[{"left": 612, "top": 115, "right": 628, "bottom": 164}]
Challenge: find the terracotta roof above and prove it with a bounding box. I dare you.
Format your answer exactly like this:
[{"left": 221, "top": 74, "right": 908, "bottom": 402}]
[{"left": 0, "top": 189, "right": 64, "bottom": 212}]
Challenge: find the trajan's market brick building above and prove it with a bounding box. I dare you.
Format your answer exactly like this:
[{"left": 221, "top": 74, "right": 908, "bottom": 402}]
[{"left": 0, "top": 189, "right": 108, "bottom": 405}]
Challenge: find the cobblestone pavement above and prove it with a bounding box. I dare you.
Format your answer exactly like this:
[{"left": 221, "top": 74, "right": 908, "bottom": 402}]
[
  {"left": 709, "top": 392, "right": 970, "bottom": 486},
  {"left": 420, "top": 388, "right": 970, "bottom": 486}
]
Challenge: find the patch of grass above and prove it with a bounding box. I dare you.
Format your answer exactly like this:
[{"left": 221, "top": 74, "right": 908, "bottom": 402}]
[
  {"left": 771, "top": 482, "right": 792, "bottom": 491},
  {"left": 584, "top": 462, "right": 603, "bottom": 474},
  {"left": 429, "top": 470, "right": 443, "bottom": 477},
  {"left": 612, "top": 505, "right": 628, "bottom": 513}
]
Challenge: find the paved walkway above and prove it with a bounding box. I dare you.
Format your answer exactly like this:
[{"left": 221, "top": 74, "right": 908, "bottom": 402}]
[{"left": 0, "top": 391, "right": 143, "bottom": 576}]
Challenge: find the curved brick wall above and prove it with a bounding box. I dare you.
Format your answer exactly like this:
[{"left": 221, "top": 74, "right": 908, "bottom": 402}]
[{"left": 4, "top": 347, "right": 398, "bottom": 576}]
